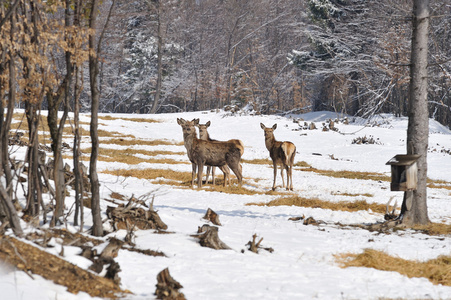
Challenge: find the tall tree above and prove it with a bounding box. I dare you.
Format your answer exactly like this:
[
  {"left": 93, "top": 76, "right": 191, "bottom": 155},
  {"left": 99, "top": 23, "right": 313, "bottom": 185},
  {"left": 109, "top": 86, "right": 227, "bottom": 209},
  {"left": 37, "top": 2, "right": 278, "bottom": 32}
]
[
  {"left": 88, "top": 0, "right": 104, "bottom": 236},
  {"left": 89, "top": 0, "right": 115, "bottom": 236},
  {"left": 400, "top": 0, "right": 430, "bottom": 225},
  {"left": 0, "top": 3, "right": 23, "bottom": 236},
  {"left": 149, "top": 0, "right": 163, "bottom": 114},
  {"left": 47, "top": 0, "right": 74, "bottom": 225}
]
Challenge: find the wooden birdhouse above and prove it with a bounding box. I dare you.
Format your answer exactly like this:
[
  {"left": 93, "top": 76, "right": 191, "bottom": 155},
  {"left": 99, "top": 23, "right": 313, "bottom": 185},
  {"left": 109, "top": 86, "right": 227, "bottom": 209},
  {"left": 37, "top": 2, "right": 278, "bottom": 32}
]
[{"left": 386, "top": 154, "right": 420, "bottom": 191}]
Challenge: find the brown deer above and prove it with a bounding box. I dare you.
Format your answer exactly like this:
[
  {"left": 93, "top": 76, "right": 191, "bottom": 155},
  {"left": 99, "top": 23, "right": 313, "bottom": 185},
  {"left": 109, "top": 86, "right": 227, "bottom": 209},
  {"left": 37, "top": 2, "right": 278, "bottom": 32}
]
[
  {"left": 177, "top": 118, "right": 243, "bottom": 188},
  {"left": 196, "top": 121, "right": 231, "bottom": 186},
  {"left": 260, "top": 123, "right": 296, "bottom": 191}
]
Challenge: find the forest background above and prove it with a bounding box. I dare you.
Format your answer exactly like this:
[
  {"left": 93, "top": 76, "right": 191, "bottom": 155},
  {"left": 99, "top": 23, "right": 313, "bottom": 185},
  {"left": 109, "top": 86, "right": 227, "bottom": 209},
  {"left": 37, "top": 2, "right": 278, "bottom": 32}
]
[{"left": 4, "top": 0, "right": 451, "bottom": 126}]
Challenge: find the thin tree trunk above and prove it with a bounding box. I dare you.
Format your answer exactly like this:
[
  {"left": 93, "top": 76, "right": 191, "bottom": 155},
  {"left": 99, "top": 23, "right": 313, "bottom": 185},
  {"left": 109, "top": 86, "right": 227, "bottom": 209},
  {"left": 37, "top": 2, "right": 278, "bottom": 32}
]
[
  {"left": 0, "top": 10, "right": 22, "bottom": 236},
  {"left": 88, "top": 0, "right": 114, "bottom": 236},
  {"left": 89, "top": 0, "right": 103, "bottom": 237},
  {"left": 150, "top": 0, "right": 163, "bottom": 114},
  {"left": 73, "top": 67, "right": 84, "bottom": 228},
  {"left": 400, "top": 0, "right": 430, "bottom": 225}
]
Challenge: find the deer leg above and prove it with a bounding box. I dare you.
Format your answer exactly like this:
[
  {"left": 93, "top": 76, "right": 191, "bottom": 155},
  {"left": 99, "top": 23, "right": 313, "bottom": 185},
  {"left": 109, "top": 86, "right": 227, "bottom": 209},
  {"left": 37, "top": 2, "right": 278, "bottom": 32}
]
[
  {"left": 272, "top": 162, "right": 277, "bottom": 191},
  {"left": 219, "top": 165, "right": 229, "bottom": 187},
  {"left": 191, "top": 163, "right": 197, "bottom": 188},
  {"left": 206, "top": 166, "right": 211, "bottom": 184},
  {"left": 229, "top": 162, "right": 242, "bottom": 187},
  {"left": 212, "top": 166, "right": 216, "bottom": 185},
  {"left": 284, "top": 165, "right": 290, "bottom": 190},
  {"left": 281, "top": 165, "right": 286, "bottom": 189},
  {"left": 197, "top": 163, "right": 204, "bottom": 188},
  {"left": 288, "top": 165, "right": 293, "bottom": 191}
]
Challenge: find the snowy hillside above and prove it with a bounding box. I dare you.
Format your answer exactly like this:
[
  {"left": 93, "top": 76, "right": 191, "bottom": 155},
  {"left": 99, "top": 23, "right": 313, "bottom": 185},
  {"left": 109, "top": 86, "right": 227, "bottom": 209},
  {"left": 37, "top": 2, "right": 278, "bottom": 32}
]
[{"left": 2, "top": 109, "right": 451, "bottom": 300}]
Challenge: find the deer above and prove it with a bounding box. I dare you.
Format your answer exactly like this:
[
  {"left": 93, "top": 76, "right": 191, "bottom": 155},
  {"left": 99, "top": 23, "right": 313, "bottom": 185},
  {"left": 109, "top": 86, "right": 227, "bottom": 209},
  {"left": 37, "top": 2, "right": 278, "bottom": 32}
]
[
  {"left": 260, "top": 123, "right": 296, "bottom": 191},
  {"left": 196, "top": 121, "right": 231, "bottom": 186},
  {"left": 177, "top": 118, "right": 244, "bottom": 188}
]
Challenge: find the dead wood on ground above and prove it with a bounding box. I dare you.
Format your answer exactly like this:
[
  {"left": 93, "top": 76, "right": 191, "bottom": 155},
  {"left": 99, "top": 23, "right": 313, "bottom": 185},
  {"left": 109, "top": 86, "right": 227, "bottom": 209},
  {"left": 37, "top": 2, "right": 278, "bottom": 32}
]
[
  {"left": 203, "top": 208, "right": 221, "bottom": 225},
  {"left": 246, "top": 233, "right": 274, "bottom": 254},
  {"left": 155, "top": 268, "right": 186, "bottom": 300},
  {"left": 107, "top": 195, "right": 168, "bottom": 231},
  {"left": 193, "top": 224, "right": 230, "bottom": 250}
]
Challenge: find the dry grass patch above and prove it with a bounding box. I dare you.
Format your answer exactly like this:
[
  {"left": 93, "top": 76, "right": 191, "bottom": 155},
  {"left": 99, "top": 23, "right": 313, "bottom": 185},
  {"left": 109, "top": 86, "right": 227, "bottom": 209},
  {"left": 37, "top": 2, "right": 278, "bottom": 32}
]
[
  {"left": 336, "top": 248, "right": 451, "bottom": 286},
  {"left": 80, "top": 148, "right": 186, "bottom": 165},
  {"left": 101, "top": 138, "right": 183, "bottom": 146},
  {"left": 412, "top": 222, "right": 451, "bottom": 236},
  {"left": 203, "top": 182, "right": 282, "bottom": 196},
  {"left": 242, "top": 158, "right": 272, "bottom": 165},
  {"left": 247, "top": 195, "right": 386, "bottom": 214},
  {"left": 102, "top": 168, "right": 192, "bottom": 182},
  {"left": 331, "top": 191, "right": 373, "bottom": 198},
  {"left": 98, "top": 115, "right": 161, "bottom": 123},
  {"left": 427, "top": 179, "right": 451, "bottom": 190},
  {"left": 102, "top": 168, "right": 266, "bottom": 195},
  {"left": 299, "top": 167, "right": 390, "bottom": 182}
]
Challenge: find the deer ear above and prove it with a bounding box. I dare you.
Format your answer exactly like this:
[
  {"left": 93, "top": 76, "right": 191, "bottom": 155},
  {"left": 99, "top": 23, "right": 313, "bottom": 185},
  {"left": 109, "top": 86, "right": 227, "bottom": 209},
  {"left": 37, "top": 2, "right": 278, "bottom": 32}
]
[
  {"left": 260, "top": 123, "right": 265, "bottom": 130},
  {"left": 206, "top": 121, "right": 211, "bottom": 127},
  {"left": 177, "top": 118, "right": 184, "bottom": 125},
  {"left": 272, "top": 124, "right": 277, "bottom": 130},
  {"left": 193, "top": 118, "right": 199, "bottom": 125}
]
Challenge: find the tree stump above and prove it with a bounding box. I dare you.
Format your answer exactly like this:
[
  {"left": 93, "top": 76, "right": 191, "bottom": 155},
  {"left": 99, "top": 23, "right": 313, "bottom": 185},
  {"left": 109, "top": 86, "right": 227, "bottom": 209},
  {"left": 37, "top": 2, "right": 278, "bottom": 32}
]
[
  {"left": 195, "top": 224, "right": 230, "bottom": 250},
  {"left": 155, "top": 268, "right": 186, "bottom": 300},
  {"left": 203, "top": 208, "right": 221, "bottom": 226}
]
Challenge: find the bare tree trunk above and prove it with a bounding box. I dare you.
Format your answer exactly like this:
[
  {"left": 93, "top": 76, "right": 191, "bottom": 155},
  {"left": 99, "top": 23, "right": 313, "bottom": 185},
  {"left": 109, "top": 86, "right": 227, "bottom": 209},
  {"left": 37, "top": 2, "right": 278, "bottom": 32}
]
[
  {"left": 1, "top": 11, "right": 16, "bottom": 200},
  {"left": 73, "top": 66, "right": 84, "bottom": 228},
  {"left": 0, "top": 10, "right": 22, "bottom": 236},
  {"left": 400, "top": 0, "right": 430, "bottom": 226},
  {"left": 88, "top": 0, "right": 115, "bottom": 236},
  {"left": 89, "top": 0, "right": 103, "bottom": 237},
  {"left": 72, "top": 0, "right": 83, "bottom": 229},
  {"left": 150, "top": 0, "right": 163, "bottom": 114},
  {"left": 24, "top": 104, "right": 41, "bottom": 218},
  {"left": 48, "top": 0, "right": 75, "bottom": 226},
  {"left": 47, "top": 82, "right": 69, "bottom": 225}
]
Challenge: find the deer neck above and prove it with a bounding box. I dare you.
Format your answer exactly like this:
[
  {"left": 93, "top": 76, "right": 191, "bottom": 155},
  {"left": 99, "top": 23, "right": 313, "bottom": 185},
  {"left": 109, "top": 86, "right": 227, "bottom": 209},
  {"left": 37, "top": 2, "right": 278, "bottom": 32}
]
[
  {"left": 183, "top": 131, "right": 198, "bottom": 157},
  {"left": 199, "top": 131, "right": 210, "bottom": 141},
  {"left": 265, "top": 134, "right": 276, "bottom": 151}
]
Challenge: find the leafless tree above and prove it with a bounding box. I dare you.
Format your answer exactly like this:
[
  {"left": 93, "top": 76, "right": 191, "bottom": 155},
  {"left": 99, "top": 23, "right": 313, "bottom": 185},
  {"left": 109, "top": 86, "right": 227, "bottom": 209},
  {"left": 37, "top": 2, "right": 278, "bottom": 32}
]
[{"left": 400, "top": 0, "right": 430, "bottom": 226}]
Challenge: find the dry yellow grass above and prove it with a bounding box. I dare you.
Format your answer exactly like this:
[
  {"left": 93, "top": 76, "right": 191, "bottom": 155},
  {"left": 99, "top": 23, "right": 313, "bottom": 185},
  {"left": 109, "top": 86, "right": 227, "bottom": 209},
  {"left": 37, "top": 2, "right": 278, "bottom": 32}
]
[
  {"left": 101, "top": 167, "right": 265, "bottom": 195},
  {"left": 331, "top": 191, "right": 374, "bottom": 198},
  {"left": 412, "top": 222, "right": 451, "bottom": 236},
  {"left": 79, "top": 147, "right": 186, "bottom": 165},
  {"left": 299, "top": 167, "right": 391, "bottom": 182},
  {"left": 246, "top": 195, "right": 387, "bottom": 214},
  {"left": 98, "top": 115, "right": 161, "bottom": 123},
  {"left": 242, "top": 158, "right": 272, "bottom": 165},
  {"left": 336, "top": 249, "right": 451, "bottom": 286},
  {"left": 101, "top": 138, "right": 183, "bottom": 146}
]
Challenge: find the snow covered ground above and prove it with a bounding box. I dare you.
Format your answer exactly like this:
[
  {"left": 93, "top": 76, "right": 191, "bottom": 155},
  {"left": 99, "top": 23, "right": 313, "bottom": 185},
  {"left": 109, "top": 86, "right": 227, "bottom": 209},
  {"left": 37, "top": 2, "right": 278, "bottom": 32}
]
[{"left": 2, "top": 109, "right": 451, "bottom": 300}]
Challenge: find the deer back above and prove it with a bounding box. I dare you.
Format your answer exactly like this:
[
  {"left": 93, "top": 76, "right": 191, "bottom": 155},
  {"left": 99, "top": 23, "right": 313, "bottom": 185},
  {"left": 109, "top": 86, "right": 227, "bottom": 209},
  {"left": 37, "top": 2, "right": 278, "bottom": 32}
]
[{"left": 192, "top": 139, "right": 242, "bottom": 166}]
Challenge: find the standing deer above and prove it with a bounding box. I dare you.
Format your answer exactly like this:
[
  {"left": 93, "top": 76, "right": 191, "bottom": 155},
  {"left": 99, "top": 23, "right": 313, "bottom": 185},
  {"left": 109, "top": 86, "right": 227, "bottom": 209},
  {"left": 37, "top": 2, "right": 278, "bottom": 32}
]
[
  {"left": 196, "top": 121, "right": 231, "bottom": 186},
  {"left": 260, "top": 123, "right": 296, "bottom": 191},
  {"left": 177, "top": 118, "right": 243, "bottom": 188}
]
